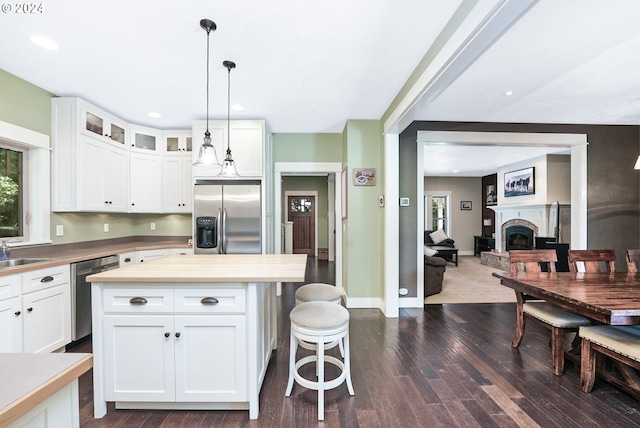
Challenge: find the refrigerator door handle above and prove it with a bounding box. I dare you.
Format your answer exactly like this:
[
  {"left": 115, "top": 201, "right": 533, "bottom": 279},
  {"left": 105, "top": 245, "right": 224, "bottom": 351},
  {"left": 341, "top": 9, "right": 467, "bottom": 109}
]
[
  {"left": 217, "top": 208, "right": 223, "bottom": 254},
  {"left": 222, "top": 208, "right": 228, "bottom": 253}
]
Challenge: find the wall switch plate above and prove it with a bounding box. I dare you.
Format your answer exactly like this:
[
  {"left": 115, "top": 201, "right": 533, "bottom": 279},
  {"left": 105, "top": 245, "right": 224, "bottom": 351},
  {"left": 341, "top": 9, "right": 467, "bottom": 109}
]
[
  {"left": 56, "top": 225, "right": 64, "bottom": 236},
  {"left": 400, "top": 197, "right": 410, "bottom": 207},
  {"left": 150, "top": 222, "right": 156, "bottom": 230},
  {"left": 378, "top": 195, "right": 384, "bottom": 207},
  {"left": 103, "top": 223, "right": 109, "bottom": 232}
]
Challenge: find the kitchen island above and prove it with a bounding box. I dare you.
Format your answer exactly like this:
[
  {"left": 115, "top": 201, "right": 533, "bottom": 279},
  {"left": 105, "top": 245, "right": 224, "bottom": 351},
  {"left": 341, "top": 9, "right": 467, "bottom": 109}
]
[{"left": 88, "top": 254, "right": 307, "bottom": 420}]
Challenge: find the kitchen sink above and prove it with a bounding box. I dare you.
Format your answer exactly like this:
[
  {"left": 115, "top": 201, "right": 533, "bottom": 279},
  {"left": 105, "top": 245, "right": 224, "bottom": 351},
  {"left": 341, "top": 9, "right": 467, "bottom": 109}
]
[{"left": 0, "top": 258, "right": 54, "bottom": 268}]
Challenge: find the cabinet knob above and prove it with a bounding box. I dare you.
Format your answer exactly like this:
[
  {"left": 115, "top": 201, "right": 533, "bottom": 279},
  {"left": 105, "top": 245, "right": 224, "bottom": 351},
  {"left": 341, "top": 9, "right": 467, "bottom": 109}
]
[
  {"left": 132, "top": 203, "right": 135, "bottom": 206},
  {"left": 201, "top": 297, "right": 219, "bottom": 305},
  {"left": 14, "top": 311, "right": 20, "bottom": 316},
  {"left": 164, "top": 332, "right": 170, "bottom": 338},
  {"left": 175, "top": 332, "right": 181, "bottom": 338},
  {"left": 129, "top": 297, "right": 148, "bottom": 305},
  {"left": 27, "top": 307, "right": 33, "bottom": 312}
]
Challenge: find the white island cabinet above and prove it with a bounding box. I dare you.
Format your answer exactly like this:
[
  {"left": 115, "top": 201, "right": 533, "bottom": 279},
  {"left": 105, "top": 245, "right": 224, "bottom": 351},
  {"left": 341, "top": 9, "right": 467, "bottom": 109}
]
[{"left": 88, "top": 254, "right": 307, "bottom": 420}]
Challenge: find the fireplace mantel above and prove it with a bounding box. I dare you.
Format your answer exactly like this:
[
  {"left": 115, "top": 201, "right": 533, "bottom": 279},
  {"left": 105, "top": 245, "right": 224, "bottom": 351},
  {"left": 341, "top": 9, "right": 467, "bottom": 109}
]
[{"left": 489, "top": 204, "right": 558, "bottom": 252}]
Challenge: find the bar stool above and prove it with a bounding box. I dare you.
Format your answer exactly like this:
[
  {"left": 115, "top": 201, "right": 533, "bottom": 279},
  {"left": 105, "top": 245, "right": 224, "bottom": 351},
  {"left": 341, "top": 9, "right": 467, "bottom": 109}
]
[
  {"left": 295, "top": 283, "right": 344, "bottom": 356},
  {"left": 295, "top": 282, "right": 342, "bottom": 305},
  {"left": 285, "top": 301, "right": 354, "bottom": 421}
]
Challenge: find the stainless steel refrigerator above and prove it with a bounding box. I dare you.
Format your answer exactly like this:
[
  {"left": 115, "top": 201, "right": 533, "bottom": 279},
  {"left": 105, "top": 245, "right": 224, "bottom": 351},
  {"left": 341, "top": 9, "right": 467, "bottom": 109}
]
[{"left": 193, "top": 180, "right": 261, "bottom": 254}]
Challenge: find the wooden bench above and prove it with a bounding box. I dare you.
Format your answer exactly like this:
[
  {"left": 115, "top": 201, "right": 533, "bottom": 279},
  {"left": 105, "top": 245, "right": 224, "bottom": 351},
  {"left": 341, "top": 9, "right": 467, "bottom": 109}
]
[{"left": 579, "top": 325, "right": 640, "bottom": 401}]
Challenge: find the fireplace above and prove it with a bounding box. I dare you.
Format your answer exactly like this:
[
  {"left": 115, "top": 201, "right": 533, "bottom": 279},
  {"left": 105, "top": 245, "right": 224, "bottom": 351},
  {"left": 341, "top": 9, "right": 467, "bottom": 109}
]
[{"left": 505, "top": 225, "right": 534, "bottom": 251}]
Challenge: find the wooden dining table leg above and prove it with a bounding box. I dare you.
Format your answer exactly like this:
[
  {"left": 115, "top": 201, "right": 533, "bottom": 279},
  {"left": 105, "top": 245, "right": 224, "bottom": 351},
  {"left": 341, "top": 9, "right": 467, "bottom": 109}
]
[
  {"left": 580, "top": 338, "right": 597, "bottom": 392},
  {"left": 511, "top": 291, "right": 526, "bottom": 348}
]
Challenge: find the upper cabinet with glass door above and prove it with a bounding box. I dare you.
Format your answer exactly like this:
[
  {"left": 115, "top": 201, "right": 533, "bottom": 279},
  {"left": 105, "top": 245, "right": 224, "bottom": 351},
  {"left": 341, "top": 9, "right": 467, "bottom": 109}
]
[
  {"left": 162, "top": 130, "right": 192, "bottom": 155},
  {"left": 78, "top": 99, "right": 128, "bottom": 146},
  {"left": 130, "top": 125, "right": 161, "bottom": 153}
]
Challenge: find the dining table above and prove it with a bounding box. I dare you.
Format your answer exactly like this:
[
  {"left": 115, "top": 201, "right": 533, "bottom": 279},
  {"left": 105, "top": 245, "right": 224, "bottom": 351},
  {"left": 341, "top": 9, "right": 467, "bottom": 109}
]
[
  {"left": 492, "top": 271, "right": 640, "bottom": 325},
  {"left": 493, "top": 270, "right": 640, "bottom": 399}
]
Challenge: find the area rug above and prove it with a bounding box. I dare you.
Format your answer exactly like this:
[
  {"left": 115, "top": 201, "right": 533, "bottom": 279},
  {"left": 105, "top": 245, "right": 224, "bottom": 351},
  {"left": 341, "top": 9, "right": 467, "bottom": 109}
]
[{"left": 424, "top": 255, "right": 516, "bottom": 304}]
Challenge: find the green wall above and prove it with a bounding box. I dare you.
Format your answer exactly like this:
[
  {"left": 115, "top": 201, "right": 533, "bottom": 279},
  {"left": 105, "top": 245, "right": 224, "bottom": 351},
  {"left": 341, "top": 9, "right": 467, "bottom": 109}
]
[
  {"left": 0, "top": 69, "right": 52, "bottom": 135},
  {"left": 342, "top": 120, "right": 384, "bottom": 299},
  {"left": 272, "top": 133, "right": 343, "bottom": 162}
]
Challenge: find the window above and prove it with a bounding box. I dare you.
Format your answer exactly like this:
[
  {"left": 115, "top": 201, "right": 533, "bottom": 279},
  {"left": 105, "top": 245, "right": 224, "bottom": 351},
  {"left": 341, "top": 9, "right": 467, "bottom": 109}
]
[
  {"left": 0, "top": 147, "right": 23, "bottom": 238},
  {"left": 0, "top": 120, "right": 50, "bottom": 246},
  {"left": 425, "top": 192, "right": 450, "bottom": 235}
]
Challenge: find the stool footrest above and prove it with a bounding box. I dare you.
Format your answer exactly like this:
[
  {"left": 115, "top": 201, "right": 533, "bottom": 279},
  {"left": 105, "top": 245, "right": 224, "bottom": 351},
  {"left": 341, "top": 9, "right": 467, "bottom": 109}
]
[{"left": 293, "top": 355, "right": 348, "bottom": 391}]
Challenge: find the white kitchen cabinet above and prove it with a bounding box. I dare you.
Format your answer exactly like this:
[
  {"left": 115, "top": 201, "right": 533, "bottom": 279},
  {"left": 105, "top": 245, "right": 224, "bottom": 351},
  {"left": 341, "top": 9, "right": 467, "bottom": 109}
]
[
  {"left": 170, "top": 247, "right": 193, "bottom": 255},
  {"left": 21, "top": 265, "right": 71, "bottom": 353},
  {"left": 104, "top": 314, "right": 175, "bottom": 402},
  {"left": 136, "top": 249, "right": 170, "bottom": 263},
  {"left": 78, "top": 135, "right": 129, "bottom": 212},
  {"left": 118, "top": 252, "right": 137, "bottom": 266},
  {"left": 8, "top": 381, "right": 79, "bottom": 428},
  {"left": 192, "top": 120, "right": 264, "bottom": 179},
  {"left": 52, "top": 97, "right": 130, "bottom": 212},
  {"left": 162, "top": 155, "right": 192, "bottom": 213},
  {"left": 163, "top": 131, "right": 192, "bottom": 154},
  {"left": 80, "top": 100, "right": 128, "bottom": 146},
  {"left": 100, "top": 287, "right": 247, "bottom": 404},
  {"left": 130, "top": 151, "right": 162, "bottom": 213},
  {"left": 0, "top": 296, "right": 22, "bottom": 352},
  {"left": 22, "top": 284, "right": 71, "bottom": 353},
  {"left": 130, "top": 125, "right": 161, "bottom": 153}
]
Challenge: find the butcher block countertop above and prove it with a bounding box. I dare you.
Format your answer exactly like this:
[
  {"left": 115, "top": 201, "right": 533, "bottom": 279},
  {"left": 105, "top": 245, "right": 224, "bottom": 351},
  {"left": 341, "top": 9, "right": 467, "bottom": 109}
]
[
  {"left": 0, "top": 353, "right": 92, "bottom": 426},
  {"left": 87, "top": 254, "right": 308, "bottom": 283}
]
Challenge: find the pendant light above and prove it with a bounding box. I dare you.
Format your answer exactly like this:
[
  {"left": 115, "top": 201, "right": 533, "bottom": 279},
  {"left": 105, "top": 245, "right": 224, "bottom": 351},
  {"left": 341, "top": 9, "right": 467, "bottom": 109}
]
[
  {"left": 218, "top": 60, "right": 240, "bottom": 177},
  {"left": 193, "top": 18, "right": 221, "bottom": 166}
]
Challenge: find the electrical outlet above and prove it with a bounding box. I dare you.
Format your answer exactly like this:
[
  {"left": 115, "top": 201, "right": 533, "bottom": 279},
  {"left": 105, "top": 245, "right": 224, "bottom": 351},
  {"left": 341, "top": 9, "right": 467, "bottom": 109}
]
[
  {"left": 378, "top": 195, "right": 385, "bottom": 207},
  {"left": 56, "top": 225, "right": 64, "bottom": 236},
  {"left": 103, "top": 223, "right": 109, "bottom": 232},
  {"left": 150, "top": 222, "right": 156, "bottom": 230}
]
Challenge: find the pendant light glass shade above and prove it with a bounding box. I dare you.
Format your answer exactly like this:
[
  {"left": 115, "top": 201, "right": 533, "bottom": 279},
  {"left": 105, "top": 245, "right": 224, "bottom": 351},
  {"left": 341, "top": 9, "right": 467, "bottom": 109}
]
[
  {"left": 218, "top": 60, "right": 239, "bottom": 177},
  {"left": 194, "top": 19, "right": 221, "bottom": 166},
  {"left": 635, "top": 155, "right": 640, "bottom": 170}
]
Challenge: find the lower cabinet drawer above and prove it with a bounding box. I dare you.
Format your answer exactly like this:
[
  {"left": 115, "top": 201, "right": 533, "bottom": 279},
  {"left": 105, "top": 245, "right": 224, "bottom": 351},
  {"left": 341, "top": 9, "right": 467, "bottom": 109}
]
[
  {"left": 103, "top": 288, "right": 173, "bottom": 313},
  {"left": 174, "top": 289, "right": 246, "bottom": 314}
]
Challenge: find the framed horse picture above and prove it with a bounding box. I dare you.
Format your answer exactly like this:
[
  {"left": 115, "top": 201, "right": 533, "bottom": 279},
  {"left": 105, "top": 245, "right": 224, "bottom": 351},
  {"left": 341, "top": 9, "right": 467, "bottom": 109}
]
[{"left": 504, "top": 167, "right": 534, "bottom": 197}]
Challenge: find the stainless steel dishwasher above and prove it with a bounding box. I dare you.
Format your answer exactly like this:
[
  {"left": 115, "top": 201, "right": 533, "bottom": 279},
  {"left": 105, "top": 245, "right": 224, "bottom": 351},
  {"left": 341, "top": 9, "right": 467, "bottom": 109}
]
[{"left": 71, "top": 254, "right": 120, "bottom": 341}]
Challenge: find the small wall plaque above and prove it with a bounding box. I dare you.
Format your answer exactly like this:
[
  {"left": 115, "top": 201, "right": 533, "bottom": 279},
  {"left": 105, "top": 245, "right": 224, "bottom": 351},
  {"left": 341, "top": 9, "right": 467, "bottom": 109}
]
[{"left": 353, "top": 168, "right": 376, "bottom": 186}]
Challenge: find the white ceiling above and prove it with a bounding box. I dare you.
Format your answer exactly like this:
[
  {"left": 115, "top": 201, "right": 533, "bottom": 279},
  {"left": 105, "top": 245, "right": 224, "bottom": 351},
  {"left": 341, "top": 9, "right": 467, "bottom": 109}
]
[{"left": 2, "top": 0, "right": 640, "bottom": 176}]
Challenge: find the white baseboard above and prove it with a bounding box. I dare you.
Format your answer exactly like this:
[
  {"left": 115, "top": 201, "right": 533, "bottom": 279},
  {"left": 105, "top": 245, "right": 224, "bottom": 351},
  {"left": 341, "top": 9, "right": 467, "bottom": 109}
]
[
  {"left": 399, "top": 296, "right": 422, "bottom": 308},
  {"left": 346, "top": 297, "right": 384, "bottom": 310}
]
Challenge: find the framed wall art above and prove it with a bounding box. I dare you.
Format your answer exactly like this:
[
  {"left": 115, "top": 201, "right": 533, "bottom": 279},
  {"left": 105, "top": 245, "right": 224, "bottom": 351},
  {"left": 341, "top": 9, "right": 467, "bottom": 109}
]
[
  {"left": 460, "top": 201, "right": 472, "bottom": 210},
  {"left": 504, "top": 167, "right": 535, "bottom": 197}
]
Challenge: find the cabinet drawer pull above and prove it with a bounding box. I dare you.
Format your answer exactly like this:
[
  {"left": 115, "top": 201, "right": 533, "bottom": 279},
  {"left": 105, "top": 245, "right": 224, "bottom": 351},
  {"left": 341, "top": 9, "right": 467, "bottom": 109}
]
[
  {"left": 129, "top": 297, "right": 148, "bottom": 305},
  {"left": 40, "top": 276, "right": 54, "bottom": 283},
  {"left": 201, "top": 297, "right": 219, "bottom": 305},
  {"left": 164, "top": 332, "right": 170, "bottom": 338},
  {"left": 124, "top": 257, "right": 132, "bottom": 263}
]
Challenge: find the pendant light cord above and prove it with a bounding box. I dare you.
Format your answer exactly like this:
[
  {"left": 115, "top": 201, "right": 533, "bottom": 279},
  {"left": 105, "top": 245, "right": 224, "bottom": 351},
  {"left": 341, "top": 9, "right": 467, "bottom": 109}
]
[
  {"left": 206, "top": 27, "right": 210, "bottom": 135},
  {"left": 227, "top": 64, "right": 231, "bottom": 154}
]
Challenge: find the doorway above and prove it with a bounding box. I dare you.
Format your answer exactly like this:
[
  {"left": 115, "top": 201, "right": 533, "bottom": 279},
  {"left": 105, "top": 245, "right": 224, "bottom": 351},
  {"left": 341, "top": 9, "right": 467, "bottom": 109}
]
[{"left": 287, "top": 195, "right": 315, "bottom": 255}]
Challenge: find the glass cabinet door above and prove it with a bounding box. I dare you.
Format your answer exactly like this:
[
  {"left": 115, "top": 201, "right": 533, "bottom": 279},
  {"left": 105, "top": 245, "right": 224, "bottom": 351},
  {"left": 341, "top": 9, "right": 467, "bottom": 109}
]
[
  {"left": 134, "top": 132, "right": 157, "bottom": 151},
  {"left": 85, "top": 112, "right": 103, "bottom": 137},
  {"left": 110, "top": 123, "right": 125, "bottom": 144},
  {"left": 165, "top": 136, "right": 180, "bottom": 152}
]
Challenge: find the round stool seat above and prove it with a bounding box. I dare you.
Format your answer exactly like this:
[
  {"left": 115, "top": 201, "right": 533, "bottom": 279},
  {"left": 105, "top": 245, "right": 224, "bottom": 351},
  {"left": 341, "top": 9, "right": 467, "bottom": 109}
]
[
  {"left": 290, "top": 301, "right": 349, "bottom": 330},
  {"left": 295, "top": 283, "right": 342, "bottom": 305}
]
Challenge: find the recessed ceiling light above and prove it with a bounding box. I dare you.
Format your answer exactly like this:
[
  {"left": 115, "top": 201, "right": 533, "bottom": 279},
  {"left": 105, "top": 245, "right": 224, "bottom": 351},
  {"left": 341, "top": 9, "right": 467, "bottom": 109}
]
[
  {"left": 503, "top": 90, "right": 515, "bottom": 96},
  {"left": 147, "top": 112, "right": 162, "bottom": 118},
  {"left": 231, "top": 104, "right": 244, "bottom": 111},
  {"left": 30, "top": 35, "right": 58, "bottom": 50}
]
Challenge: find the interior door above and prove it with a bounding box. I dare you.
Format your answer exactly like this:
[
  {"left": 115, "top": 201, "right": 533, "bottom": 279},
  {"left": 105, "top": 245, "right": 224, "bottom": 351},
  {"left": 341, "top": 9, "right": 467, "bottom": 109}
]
[{"left": 288, "top": 196, "right": 315, "bottom": 255}]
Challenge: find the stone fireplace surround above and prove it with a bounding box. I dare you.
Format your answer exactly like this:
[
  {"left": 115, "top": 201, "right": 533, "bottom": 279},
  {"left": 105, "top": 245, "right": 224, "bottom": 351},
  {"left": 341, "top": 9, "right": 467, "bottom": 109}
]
[{"left": 480, "top": 204, "right": 554, "bottom": 270}]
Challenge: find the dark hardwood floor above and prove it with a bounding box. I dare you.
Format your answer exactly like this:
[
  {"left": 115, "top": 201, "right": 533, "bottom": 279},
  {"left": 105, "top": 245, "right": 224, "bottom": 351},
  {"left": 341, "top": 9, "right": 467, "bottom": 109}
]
[{"left": 70, "top": 257, "right": 640, "bottom": 427}]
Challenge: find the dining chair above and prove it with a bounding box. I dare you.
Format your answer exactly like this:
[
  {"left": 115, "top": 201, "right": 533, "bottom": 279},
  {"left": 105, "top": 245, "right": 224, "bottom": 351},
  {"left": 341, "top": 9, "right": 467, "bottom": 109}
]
[
  {"left": 508, "top": 249, "right": 591, "bottom": 376},
  {"left": 626, "top": 249, "right": 640, "bottom": 272},
  {"left": 568, "top": 249, "right": 616, "bottom": 273}
]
